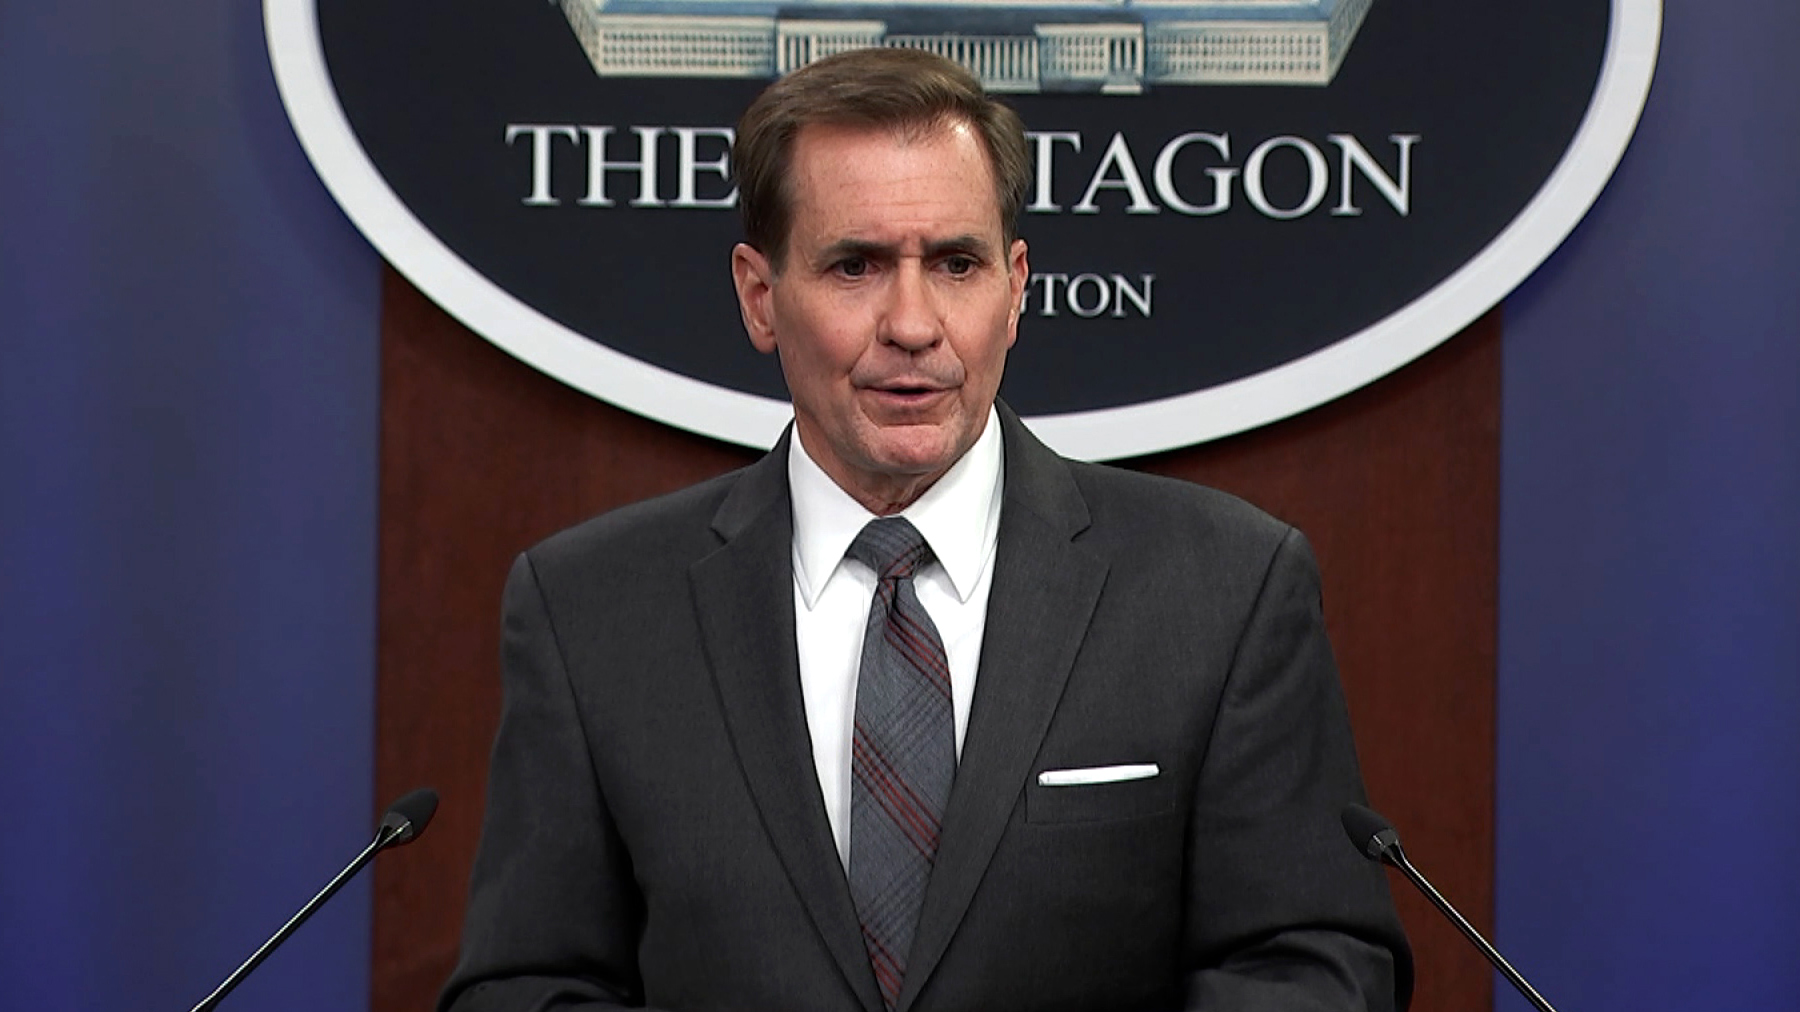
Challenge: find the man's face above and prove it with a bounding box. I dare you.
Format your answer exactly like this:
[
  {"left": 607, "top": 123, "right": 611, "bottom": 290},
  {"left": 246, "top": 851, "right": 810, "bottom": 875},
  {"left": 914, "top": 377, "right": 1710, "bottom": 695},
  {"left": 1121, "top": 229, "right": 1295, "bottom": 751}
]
[{"left": 732, "top": 120, "right": 1029, "bottom": 514}]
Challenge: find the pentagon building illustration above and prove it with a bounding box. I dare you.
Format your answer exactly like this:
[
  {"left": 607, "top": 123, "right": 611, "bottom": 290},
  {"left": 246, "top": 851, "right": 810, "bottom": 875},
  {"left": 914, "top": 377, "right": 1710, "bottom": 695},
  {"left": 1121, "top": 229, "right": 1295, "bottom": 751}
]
[{"left": 553, "top": 0, "right": 1376, "bottom": 93}]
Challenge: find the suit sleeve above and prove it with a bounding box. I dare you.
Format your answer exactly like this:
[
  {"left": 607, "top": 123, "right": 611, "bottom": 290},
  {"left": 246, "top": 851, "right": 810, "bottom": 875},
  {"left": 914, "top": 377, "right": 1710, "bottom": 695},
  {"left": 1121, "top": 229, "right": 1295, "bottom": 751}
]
[
  {"left": 440, "top": 554, "right": 671, "bottom": 1012},
  {"left": 1181, "top": 529, "right": 1414, "bottom": 1012}
]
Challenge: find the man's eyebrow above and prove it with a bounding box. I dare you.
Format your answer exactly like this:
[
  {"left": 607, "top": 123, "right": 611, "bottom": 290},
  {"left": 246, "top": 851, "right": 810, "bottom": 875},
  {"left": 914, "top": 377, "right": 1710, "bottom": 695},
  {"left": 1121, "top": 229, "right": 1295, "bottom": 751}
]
[
  {"left": 815, "top": 238, "right": 896, "bottom": 265},
  {"left": 813, "top": 235, "right": 998, "bottom": 266},
  {"left": 923, "top": 234, "right": 997, "bottom": 260}
]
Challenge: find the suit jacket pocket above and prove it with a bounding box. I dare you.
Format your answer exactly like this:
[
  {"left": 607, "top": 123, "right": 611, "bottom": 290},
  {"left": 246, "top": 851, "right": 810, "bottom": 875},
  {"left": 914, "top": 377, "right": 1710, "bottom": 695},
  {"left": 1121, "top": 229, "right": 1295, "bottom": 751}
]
[{"left": 1025, "top": 769, "right": 1177, "bottom": 825}]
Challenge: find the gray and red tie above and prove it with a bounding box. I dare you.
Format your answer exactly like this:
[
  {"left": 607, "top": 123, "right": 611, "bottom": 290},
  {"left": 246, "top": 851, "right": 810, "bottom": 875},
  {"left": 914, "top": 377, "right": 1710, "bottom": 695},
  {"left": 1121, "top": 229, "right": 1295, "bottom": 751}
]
[{"left": 847, "top": 517, "right": 954, "bottom": 1010}]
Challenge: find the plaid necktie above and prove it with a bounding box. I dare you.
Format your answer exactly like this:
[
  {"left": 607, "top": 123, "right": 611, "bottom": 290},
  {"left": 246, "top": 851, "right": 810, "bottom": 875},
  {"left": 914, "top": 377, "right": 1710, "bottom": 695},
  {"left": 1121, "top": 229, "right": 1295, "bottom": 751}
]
[{"left": 846, "top": 517, "right": 955, "bottom": 1010}]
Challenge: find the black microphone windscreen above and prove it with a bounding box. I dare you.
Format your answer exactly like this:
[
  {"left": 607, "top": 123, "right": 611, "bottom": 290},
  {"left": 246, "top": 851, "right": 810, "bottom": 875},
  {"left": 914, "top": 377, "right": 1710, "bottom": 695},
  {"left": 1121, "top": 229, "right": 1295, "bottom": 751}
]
[
  {"left": 1340, "top": 803, "right": 1400, "bottom": 862},
  {"left": 380, "top": 788, "right": 440, "bottom": 845}
]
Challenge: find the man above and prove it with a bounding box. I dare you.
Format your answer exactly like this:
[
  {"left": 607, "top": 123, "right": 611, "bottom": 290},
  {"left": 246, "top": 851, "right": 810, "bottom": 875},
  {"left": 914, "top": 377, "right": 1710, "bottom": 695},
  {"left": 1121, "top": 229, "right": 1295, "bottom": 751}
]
[{"left": 442, "top": 47, "right": 1410, "bottom": 1012}]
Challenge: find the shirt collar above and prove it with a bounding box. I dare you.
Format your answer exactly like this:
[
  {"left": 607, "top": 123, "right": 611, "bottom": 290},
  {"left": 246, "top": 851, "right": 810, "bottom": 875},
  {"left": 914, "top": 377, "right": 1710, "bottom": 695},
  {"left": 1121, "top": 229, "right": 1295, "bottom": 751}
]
[{"left": 789, "top": 406, "right": 1005, "bottom": 608}]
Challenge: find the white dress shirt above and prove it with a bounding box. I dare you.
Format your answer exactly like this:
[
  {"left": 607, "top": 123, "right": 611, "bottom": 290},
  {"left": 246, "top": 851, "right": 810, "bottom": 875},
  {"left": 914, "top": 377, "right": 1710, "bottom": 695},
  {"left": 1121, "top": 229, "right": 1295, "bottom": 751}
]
[{"left": 787, "top": 408, "right": 1004, "bottom": 867}]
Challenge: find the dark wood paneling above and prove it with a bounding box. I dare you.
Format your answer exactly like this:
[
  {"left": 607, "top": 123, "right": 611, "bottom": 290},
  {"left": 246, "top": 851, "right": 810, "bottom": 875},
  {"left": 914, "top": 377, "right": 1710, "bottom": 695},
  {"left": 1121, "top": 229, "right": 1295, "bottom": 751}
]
[{"left": 374, "top": 264, "right": 1497, "bottom": 1012}]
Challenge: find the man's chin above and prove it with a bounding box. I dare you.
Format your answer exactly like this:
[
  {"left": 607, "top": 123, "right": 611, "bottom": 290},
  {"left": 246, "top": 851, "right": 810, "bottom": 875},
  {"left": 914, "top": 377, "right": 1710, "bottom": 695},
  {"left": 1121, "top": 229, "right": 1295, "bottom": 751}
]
[{"left": 863, "top": 427, "right": 969, "bottom": 477}]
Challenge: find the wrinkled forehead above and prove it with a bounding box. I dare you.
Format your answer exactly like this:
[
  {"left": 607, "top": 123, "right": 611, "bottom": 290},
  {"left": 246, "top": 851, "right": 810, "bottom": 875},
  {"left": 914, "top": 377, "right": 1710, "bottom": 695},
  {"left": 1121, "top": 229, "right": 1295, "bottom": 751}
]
[{"left": 782, "top": 120, "right": 1006, "bottom": 246}]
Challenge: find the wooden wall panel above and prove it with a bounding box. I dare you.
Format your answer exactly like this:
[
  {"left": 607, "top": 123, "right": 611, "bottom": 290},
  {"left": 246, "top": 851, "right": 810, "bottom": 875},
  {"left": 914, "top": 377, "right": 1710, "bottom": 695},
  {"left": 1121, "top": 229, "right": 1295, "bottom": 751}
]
[{"left": 374, "top": 264, "right": 1497, "bottom": 1012}]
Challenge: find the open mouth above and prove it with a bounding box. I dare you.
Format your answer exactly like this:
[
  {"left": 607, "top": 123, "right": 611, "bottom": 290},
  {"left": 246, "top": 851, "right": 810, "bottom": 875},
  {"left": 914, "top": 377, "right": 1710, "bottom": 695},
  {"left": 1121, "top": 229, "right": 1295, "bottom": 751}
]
[
  {"left": 863, "top": 384, "right": 950, "bottom": 413},
  {"left": 871, "top": 384, "right": 945, "bottom": 400}
]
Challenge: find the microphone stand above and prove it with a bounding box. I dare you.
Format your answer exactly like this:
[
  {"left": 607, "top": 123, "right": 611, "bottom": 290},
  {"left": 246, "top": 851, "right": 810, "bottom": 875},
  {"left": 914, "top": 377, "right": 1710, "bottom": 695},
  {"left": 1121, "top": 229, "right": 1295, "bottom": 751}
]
[
  {"left": 187, "top": 786, "right": 438, "bottom": 1012},
  {"left": 1381, "top": 841, "right": 1561, "bottom": 1012},
  {"left": 188, "top": 823, "right": 398, "bottom": 1012}
]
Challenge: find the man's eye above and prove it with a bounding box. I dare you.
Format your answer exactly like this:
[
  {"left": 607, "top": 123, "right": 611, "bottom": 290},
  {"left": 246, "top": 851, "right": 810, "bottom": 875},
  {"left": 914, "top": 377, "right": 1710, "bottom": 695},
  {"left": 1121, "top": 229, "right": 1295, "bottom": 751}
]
[
  {"left": 943, "top": 255, "right": 976, "bottom": 276},
  {"left": 834, "top": 257, "right": 869, "bottom": 278}
]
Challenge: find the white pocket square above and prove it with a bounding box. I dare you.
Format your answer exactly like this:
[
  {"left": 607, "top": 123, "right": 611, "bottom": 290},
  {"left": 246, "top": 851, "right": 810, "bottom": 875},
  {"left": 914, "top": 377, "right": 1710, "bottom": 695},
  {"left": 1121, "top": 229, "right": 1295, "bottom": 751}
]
[{"left": 1036, "top": 763, "right": 1160, "bottom": 787}]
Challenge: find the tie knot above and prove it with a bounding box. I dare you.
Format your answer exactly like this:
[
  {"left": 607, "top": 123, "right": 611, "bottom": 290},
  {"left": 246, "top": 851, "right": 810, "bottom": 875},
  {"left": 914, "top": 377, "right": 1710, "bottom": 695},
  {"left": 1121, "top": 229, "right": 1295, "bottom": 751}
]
[{"left": 848, "top": 517, "right": 934, "bottom": 581}]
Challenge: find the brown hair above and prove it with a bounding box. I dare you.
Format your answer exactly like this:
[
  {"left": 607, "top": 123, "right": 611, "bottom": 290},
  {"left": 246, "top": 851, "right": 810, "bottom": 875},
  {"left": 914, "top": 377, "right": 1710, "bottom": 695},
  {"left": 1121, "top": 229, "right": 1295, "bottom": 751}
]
[{"left": 731, "top": 47, "right": 1030, "bottom": 269}]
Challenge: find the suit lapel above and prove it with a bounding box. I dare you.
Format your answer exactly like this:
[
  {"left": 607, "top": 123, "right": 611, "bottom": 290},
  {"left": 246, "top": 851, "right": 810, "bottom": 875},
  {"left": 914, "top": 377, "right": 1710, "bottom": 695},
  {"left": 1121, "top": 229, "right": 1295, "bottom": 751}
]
[
  {"left": 897, "top": 408, "right": 1109, "bottom": 1012},
  {"left": 690, "top": 438, "right": 884, "bottom": 1012}
]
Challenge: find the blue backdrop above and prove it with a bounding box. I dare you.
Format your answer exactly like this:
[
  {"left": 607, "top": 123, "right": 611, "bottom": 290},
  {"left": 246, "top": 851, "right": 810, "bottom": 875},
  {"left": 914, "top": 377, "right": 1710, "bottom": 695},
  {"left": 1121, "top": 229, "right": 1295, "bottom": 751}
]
[
  {"left": 1498, "top": 4, "right": 1800, "bottom": 1008},
  {"left": 1, "top": 4, "right": 379, "bottom": 1009},
  {"left": 1, "top": 3, "right": 1794, "bottom": 1010}
]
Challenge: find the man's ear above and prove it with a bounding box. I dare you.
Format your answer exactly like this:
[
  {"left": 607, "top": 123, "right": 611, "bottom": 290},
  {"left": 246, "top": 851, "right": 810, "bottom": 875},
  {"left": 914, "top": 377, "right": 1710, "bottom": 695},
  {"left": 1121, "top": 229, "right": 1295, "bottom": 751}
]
[
  {"left": 1005, "top": 238, "right": 1029, "bottom": 348},
  {"left": 731, "top": 243, "right": 778, "bottom": 354}
]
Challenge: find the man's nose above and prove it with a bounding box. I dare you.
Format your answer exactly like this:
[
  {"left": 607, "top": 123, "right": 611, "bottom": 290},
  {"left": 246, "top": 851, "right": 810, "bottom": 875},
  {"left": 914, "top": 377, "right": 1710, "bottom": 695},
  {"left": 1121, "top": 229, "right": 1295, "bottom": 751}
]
[{"left": 879, "top": 262, "right": 940, "bottom": 350}]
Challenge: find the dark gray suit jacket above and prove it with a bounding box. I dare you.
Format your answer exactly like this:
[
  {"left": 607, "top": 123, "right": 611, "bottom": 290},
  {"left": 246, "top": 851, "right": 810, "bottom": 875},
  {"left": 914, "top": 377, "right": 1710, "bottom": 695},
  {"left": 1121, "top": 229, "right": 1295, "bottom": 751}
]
[{"left": 441, "top": 406, "right": 1411, "bottom": 1012}]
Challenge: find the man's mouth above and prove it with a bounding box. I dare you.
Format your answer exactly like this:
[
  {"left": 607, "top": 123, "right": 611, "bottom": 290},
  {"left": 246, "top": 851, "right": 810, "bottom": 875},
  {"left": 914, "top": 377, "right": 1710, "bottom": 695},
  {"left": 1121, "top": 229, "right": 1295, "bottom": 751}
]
[
  {"left": 863, "top": 383, "right": 952, "bottom": 412},
  {"left": 867, "top": 378, "right": 948, "bottom": 396}
]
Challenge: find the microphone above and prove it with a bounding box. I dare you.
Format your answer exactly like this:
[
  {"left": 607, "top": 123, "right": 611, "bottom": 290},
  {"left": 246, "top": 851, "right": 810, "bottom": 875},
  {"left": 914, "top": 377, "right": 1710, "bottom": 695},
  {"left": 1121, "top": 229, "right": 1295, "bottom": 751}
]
[
  {"left": 188, "top": 788, "right": 440, "bottom": 1012},
  {"left": 379, "top": 786, "right": 440, "bottom": 845},
  {"left": 1340, "top": 803, "right": 1560, "bottom": 1012}
]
